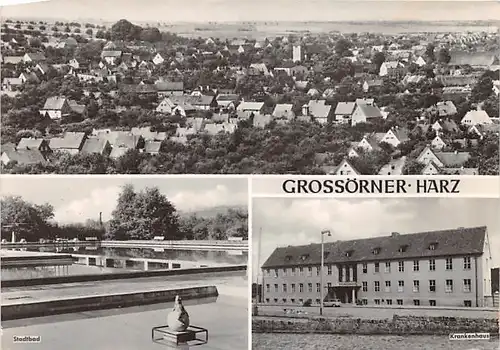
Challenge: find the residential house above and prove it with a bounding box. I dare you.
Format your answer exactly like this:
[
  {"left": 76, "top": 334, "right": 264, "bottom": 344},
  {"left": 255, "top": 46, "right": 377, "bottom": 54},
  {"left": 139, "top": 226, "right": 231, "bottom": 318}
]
[
  {"left": 22, "top": 52, "right": 46, "bottom": 63},
  {"left": 18, "top": 72, "right": 40, "bottom": 84},
  {"left": 379, "top": 127, "right": 410, "bottom": 148},
  {"left": 355, "top": 133, "right": 384, "bottom": 152},
  {"left": 432, "top": 119, "right": 460, "bottom": 134},
  {"left": 324, "top": 158, "right": 360, "bottom": 176},
  {"left": 362, "top": 80, "right": 383, "bottom": 93},
  {"left": 17, "top": 138, "right": 51, "bottom": 157},
  {"left": 249, "top": 63, "right": 270, "bottom": 76},
  {"left": 413, "top": 56, "right": 426, "bottom": 67},
  {"left": 436, "top": 101, "right": 457, "bottom": 117},
  {"left": 2, "top": 77, "right": 22, "bottom": 91},
  {"left": 101, "top": 50, "right": 122, "bottom": 65},
  {"left": 253, "top": 114, "right": 273, "bottom": 128},
  {"left": 378, "top": 156, "right": 407, "bottom": 175},
  {"left": 39, "top": 97, "right": 72, "bottom": 119},
  {"left": 468, "top": 124, "right": 500, "bottom": 139},
  {"left": 144, "top": 141, "right": 162, "bottom": 155},
  {"left": 303, "top": 100, "right": 332, "bottom": 124},
  {"left": 1, "top": 148, "right": 46, "bottom": 166},
  {"left": 431, "top": 135, "right": 447, "bottom": 150},
  {"left": 35, "top": 63, "right": 50, "bottom": 75},
  {"left": 493, "top": 80, "right": 500, "bottom": 96},
  {"left": 351, "top": 102, "right": 384, "bottom": 126},
  {"left": 272, "top": 104, "right": 295, "bottom": 120},
  {"left": 461, "top": 110, "right": 492, "bottom": 126},
  {"left": 155, "top": 81, "right": 184, "bottom": 97},
  {"left": 417, "top": 146, "right": 471, "bottom": 170},
  {"left": 334, "top": 102, "right": 356, "bottom": 124},
  {"left": 379, "top": 61, "right": 405, "bottom": 77},
  {"left": 2, "top": 56, "right": 23, "bottom": 65},
  {"left": 49, "top": 132, "right": 87, "bottom": 155},
  {"left": 237, "top": 101, "right": 265, "bottom": 115},
  {"left": 153, "top": 53, "right": 165, "bottom": 65},
  {"left": 156, "top": 98, "right": 176, "bottom": 114},
  {"left": 448, "top": 52, "right": 499, "bottom": 69},
  {"left": 80, "top": 138, "right": 112, "bottom": 156},
  {"left": 216, "top": 94, "right": 240, "bottom": 110}
]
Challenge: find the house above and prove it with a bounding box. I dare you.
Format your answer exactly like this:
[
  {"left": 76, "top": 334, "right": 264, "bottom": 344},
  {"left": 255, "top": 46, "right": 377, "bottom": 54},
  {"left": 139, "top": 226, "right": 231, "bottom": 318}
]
[
  {"left": 421, "top": 161, "right": 443, "bottom": 175},
  {"left": 272, "top": 104, "right": 295, "bottom": 120},
  {"left": 49, "top": 132, "right": 87, "bottom": 155},
  {"left": 334, "top": 102, "right": 356, "bottom": 124},
  {"left": 1, "top": 148, "right": 46, "bottom": 166},
  {"left": 355, "top": 133, "right": 384, "bottom": 152},
  {"left": 249, "top": 63, "right": 270, "bottom": 76},
  {"left": 216, "top": 94, "right": 240, "bottom": 110},
  {"left": 19, "top": 72, "right": 40, "bottom": 84},
  {"left": 17, "top": 138, "right": 51, "bottom": 157},
  {"left": 35, "top": 63, "right": 50, "bottom": 75},
  {"left": 362, "top": 80, "right": 383, "bottom": 93},
  {"left": 237, "top": 101, "right": 265, "bottom": 114},
  {"left": 379, "top": 127, "right": 410, "bottom": 148},
  {"left": 431, "top": 135, "right": 447, "bottom": 150},
  {"left": 448, "top": 52, "right": 499, "bottom": 69},
  {"left": 378, "top": 156, "right": 407, "bottom": 176},
  {"left": 324, "top": 158, "right": 360, "bottom": 176},
  {"left": 461, "top": 110, "right": 492, "bottom": 126},
  {"left": 2, "top": 56, "right": 23, "bottom": 65},
  {"left": 156, "top": 98, "right": 176, "bottom": 114},
  {"left": 468, "top": 124, "right": 500, "bottom": 139},
  {"left": 22, "top": 52, "right": 46, "bottom": 63},
  {"left": 493, "top": 80, "right": 500, "bottom": 96},
  {"left": 432, "top": 119, "right": 460, "bottom": 134},
  {"left": 351, "top": 102, "right": 383, "bottom": 126},
  {"left": 253, "top": 114, "right": 273, "bottom": 128},
  {"left": 413, "top": 56, "right": 426, "bottom": 67},
  {"left": 2, "top": 77, "right": 22, "bottom": 91},
  {"left": 417, "top": 146, "right": 471, "bottom": 168},
  {"left": 379, "top": 61, "right": 405, "bottom": 77},
  {"left": 169, "top": 95, "right": 217, "bottom": 111},
  {"left": 80, "top": 138, "right": 112, "bottom": 156},
  {"left": 303, "top": 100, "right": 331, "bottom": 124},
  {"left": 39, "top": 97, "right": 72, "bottom": 119},
  {"left": 436, "top": 101, "right": 457, "bottom": 117},
  {"left": 153, "top": 53, "right": 165, "bottom": 65},
  {"left": 101, "top": 50, "right": 122, "bottom": 65},
  {"left": 155, "top": 81, "right": 184, "bottom": 97},
  {"left": 144, "top": 141, "right": 162, "bottom": 155}
]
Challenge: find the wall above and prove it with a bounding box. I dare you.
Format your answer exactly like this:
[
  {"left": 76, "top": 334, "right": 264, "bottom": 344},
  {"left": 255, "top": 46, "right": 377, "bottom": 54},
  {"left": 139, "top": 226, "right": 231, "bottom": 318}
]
[{"left": 252, "top": 315, "right": 499, "bottom": 335}]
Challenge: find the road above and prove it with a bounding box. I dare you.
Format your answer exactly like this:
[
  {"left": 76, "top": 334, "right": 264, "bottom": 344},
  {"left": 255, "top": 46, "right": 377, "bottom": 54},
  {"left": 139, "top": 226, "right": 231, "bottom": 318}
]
[
  {"left": 2, "top": 294, "right": 248, "bottom": 350},
  {"left": 2, "top": 271, "right": 247, "bottom": 305}
]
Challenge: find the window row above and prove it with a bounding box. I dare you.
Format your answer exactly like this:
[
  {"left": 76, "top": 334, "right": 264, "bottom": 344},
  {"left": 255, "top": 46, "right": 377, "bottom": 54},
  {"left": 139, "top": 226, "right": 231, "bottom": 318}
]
[
  {"left": 362, "top": 257, "right": 472, "bottom": 274},
  {"left": 362, "top": 279, "right": 472, "bottom": 293}
]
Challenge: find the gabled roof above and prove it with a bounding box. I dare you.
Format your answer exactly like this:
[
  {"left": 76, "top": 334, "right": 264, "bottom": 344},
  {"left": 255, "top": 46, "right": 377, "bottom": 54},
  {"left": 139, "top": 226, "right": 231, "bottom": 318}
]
[
  {"left": 49, "top": 132, "right": 86, "bottom": 150},
  {"left": 17, "top": 138, "right": 46, "bottom": 150},
  {"left": 2, "top": 149, "right": 46, "bottom": 165},
  {"left": 237, "top": 101, "right": 264, "bottom": 112},
  {"left": 449, "top": 51, "right": 498, "bottom": 67},
  {"left": 434, "top": 151, "right": 471, "bottom": 167},
  {"left": 272, "top": 104, "right": 294, "bottom": 119},
  {"left": 355, "top": 103, "right": 383, "bottom": 118},
  {"left": 334, "top": 102, "right": 356, "bottom": 115},
  {"left": 101, "top": 50, "right": 122, "bottom": 58},
  {"left": 462, "top": 110, "right": 492, "bottom": 124},
  {"left": 144, "top": 140, "right": 162, "bottom": 153},
  {"left": 24, "top": 52, "right": 46, "bottom": 61},
  {"left": 308, "top": 100, "right": 331, "bottom": 119},
  {"left": 262, "top": 226, "right": 487, "bottom": 268},
  {"left": 81, "top": 138, "right": 109, "bottom": 154},
  {"left": 155, "top": 81, "right": 184, "bottom": 91},
  {"left": 436, "top": 101, "right": 457, "bottom": 117},
  {"left": 42, "top": 97, "right": 68, "bottom": 110}
]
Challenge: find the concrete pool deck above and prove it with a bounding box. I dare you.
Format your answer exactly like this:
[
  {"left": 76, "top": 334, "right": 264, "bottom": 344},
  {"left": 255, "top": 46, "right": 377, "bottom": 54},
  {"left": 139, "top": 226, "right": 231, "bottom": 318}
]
[{"left": 1, "top": 294, "right": 248, "bottom": 350}]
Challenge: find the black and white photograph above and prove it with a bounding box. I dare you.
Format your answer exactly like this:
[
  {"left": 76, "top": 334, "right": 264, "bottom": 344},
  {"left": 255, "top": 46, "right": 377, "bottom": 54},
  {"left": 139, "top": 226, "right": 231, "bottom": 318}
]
[
  {"left": 252, "top": 197, "right": 500, "bottom": 349},
  {"left": 0, "top": 0, "right": 499, "bottom": 175},
  {"left": 0, "top": 176, "right": 248, "bottom": 350}
]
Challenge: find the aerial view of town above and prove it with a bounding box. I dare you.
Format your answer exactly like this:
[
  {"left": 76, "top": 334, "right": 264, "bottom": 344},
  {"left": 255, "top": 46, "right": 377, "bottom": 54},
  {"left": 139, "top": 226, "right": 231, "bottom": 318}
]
[{"left": 1, "top": 0, "right": 499, "bottom": 175}]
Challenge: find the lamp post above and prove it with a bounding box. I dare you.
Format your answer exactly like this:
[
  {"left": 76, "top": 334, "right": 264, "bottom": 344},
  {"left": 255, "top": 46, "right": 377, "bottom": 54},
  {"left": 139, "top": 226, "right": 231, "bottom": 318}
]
[{"left": 320, "top": 229, "right": 331, "bottom": 316}]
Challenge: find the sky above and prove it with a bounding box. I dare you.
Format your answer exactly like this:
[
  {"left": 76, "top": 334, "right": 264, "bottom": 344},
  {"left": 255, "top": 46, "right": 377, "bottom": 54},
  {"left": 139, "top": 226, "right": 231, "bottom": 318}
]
[
  {"left": 1, "top": 0, "right": 500, "bottom": 23},
  {"left": 0, "top": 176, "right": 247, "bottom": 223},
  {"left": 252, "top": 198, "right": 500, "bottom": 281}
]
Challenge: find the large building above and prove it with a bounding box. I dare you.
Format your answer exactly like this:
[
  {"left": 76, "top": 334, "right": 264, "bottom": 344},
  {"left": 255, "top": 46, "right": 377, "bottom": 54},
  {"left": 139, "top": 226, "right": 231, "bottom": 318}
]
[{"left": 261, "top": 226, "right": 493, "bottom": 308}]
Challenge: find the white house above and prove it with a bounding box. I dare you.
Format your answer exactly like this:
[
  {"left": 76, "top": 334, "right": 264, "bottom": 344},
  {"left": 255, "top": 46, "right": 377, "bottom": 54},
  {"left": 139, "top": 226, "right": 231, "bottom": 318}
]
[
  {"left": 153, "top": 53, "right": 165, "bottom": 65},
  {"left": 431, "top": 135, "right": 447, "bottom": 150},
  {"left": 156, "top": 98, "right": 176, "bottom": 114},
  {"left": 461, "top": 110, "right": 492, "bottom": 126},
  {"left": 379, "top": 127, "right": 410, "bottom": 148}
]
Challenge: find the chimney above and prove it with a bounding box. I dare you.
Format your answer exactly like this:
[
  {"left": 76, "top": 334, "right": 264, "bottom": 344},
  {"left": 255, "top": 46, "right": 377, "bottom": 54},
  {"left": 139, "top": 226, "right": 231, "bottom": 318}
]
[{"left": 391, "top": 232, "right": 400, "bottom": 237}]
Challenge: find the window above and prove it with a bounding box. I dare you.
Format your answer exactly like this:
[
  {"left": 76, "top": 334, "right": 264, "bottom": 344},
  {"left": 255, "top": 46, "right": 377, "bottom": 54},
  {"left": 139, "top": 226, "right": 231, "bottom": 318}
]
[
  {"left": 413, "top": 280, "right": 420, "bottom": 292},
  {"left": 413, "top": 300, "right": 420, "bottom": 306},
  {"left": 397, "top": 299, "right": 403, "bottom": 305},
  {"left": 299, "top": 267, "right": 303, "bottom": 276},
  {"left": 428, "top": 243, "right": 437, "bottom": 250},
  {"left": 385, "top": 262, "right": 391, "bottom": 273},
  {"left": 429, "top": 300, "right": 436, "bottom": 306},
  {"left": 373, "top": 248, "right": 380, "bottom": 255},
  {"left": 362, "top": 281, "right": 368, "bottom": 292},
  {"left": 291, "top": 284, "right": 296, "bottom": 293},
  {"left": 282, "top": 268, "right": 287, "bottom": 276},
  {"left": 291, "top": 298, "right": 295, "bottom": 303},
  {"left": 274, "top": 298, "right": 278, "bottom": 303},
  {"left": 374, "top": 299, "right": 381, "bottom": 305},
  {"left": 374, "top": 281, "right": 380, "bottom": 292},
  {"left": 265, "top": 269, "right": 270, "bottom": 276},
  {"left": 464, "top": 300, "right": 472, "bottom": 307},
  {"left": 398, "top": 261, "right": 404, "bottom": 272},
  {"left": 345, "top": 250, "right": 353, "bottom": 257},
  {"left": 413, "top": 260, "right": 419, "bottom": 272},
  {"left": 308, "top": 283, "right": 313, "bottom": 293},
  {"left": 399, "top": 245, "right": 408, "bottom": 252},
  {"left": 316, "top": 283, "right": 321, "bottom": 293},
  {"left": 266, "top": 298, "right": 270, "bottom": 303},
  {"left": 283, "top": 298, "right": 287, "bottom": 303},
  {"left": 327, "top": 282, "right": 332, "bottom": 288},
  {"left": 429, "top": 259, "right": 435, "bottom": 271},
  {"left": 362, "top": 263, "right": 367, "bottom": 273},
  {"left": 445, "top": 279, "right": 453, "bottom": 293},
  {"left": 429, "top": 280, "right": 436, "bottom": 292},
  {"left": 385, "top": 281, "right": 391, "bottom": 292},
  {"left": 291, "top": 268, "right": 295, "bottom": 276},
  {"left": 398, "top": 280, "right": 404, "bottom": 292},
  {"left": 386, "top": 299, "right": 392, "bottom": 305},
  {"left": 274, "top": 284, "right": 278, "bottom": 292},
  {"left": 299, "top": 299, "right": 303, "bottom": 304},
  {"left": 362, "top": 299, "right": 368, "bottom": 305},
  {"left": 463, "top": 279, "right": 471, "bottom": 292},
  {"left": 316, "top": 267, "right": 320, "bottom": 276},
  {"left": 307, "top": 267, "right": 312, "bottom": 276},
  {"left": 374, "top": 262, "right": 380, "bottom": 273},
  {"left": 445, "top": 258, "right": 453, "bottom": 270},
  {"left": 266, "top": 284, "right": 270, "bottom": 293},
  {"left": 283, "top": 284, "right": 287, "bottom": 293},
  {"left": 463, "top": 257, "right": 471, "bottom": 270},
  {"left": 274, "top": 269, "right": 278, "bottom": 277},
  {"left": 299, "top": 283, "right": 304, "bottom": 293},
  {"left": 300, "top": 254, "right": 309, "bottom": 261},
  {"left": 315, "top": 299, "right": 320, "bottom": 304},
  {"left": 327, "top": 265, "right": 332, "bottom": 275}
]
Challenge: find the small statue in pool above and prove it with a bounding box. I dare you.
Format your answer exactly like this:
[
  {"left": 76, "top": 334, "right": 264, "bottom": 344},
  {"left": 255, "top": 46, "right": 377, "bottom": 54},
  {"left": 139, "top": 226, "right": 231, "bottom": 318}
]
[{"left": 167, "top": 295, "right": 190, "bottom": 332}]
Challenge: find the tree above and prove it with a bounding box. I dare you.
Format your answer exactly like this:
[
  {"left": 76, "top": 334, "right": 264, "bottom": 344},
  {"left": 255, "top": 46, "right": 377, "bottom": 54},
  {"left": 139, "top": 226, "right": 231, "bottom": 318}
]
[
  {"left": 110, "top": 19, "right": 143, "bottom": 41},
  {"left": 85, "top": 28, "right": 93, "bottom": 36},
  {"left": 437, "top": 47, "right": 451, "bottom": 64},
  {"left": 1, "top": 196, "right": 54, "bottom": 241},
  {"left": 402, "top": 159, "right": 425, "bottom": 175},
  {"left": 107, "top": 185, "right": 180, "bottom": 240},
  {"left": 471, "top": 75, "right": 493, "bottom": 102},
  {"left": 334, "top": 38, "right": 352, "bottom": 57},
  {"left": 372, "top": 52, "right": 385, "bottom": 71},
  {"left": 425, "top": 43, "right": 435, "bottom": 62}
]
